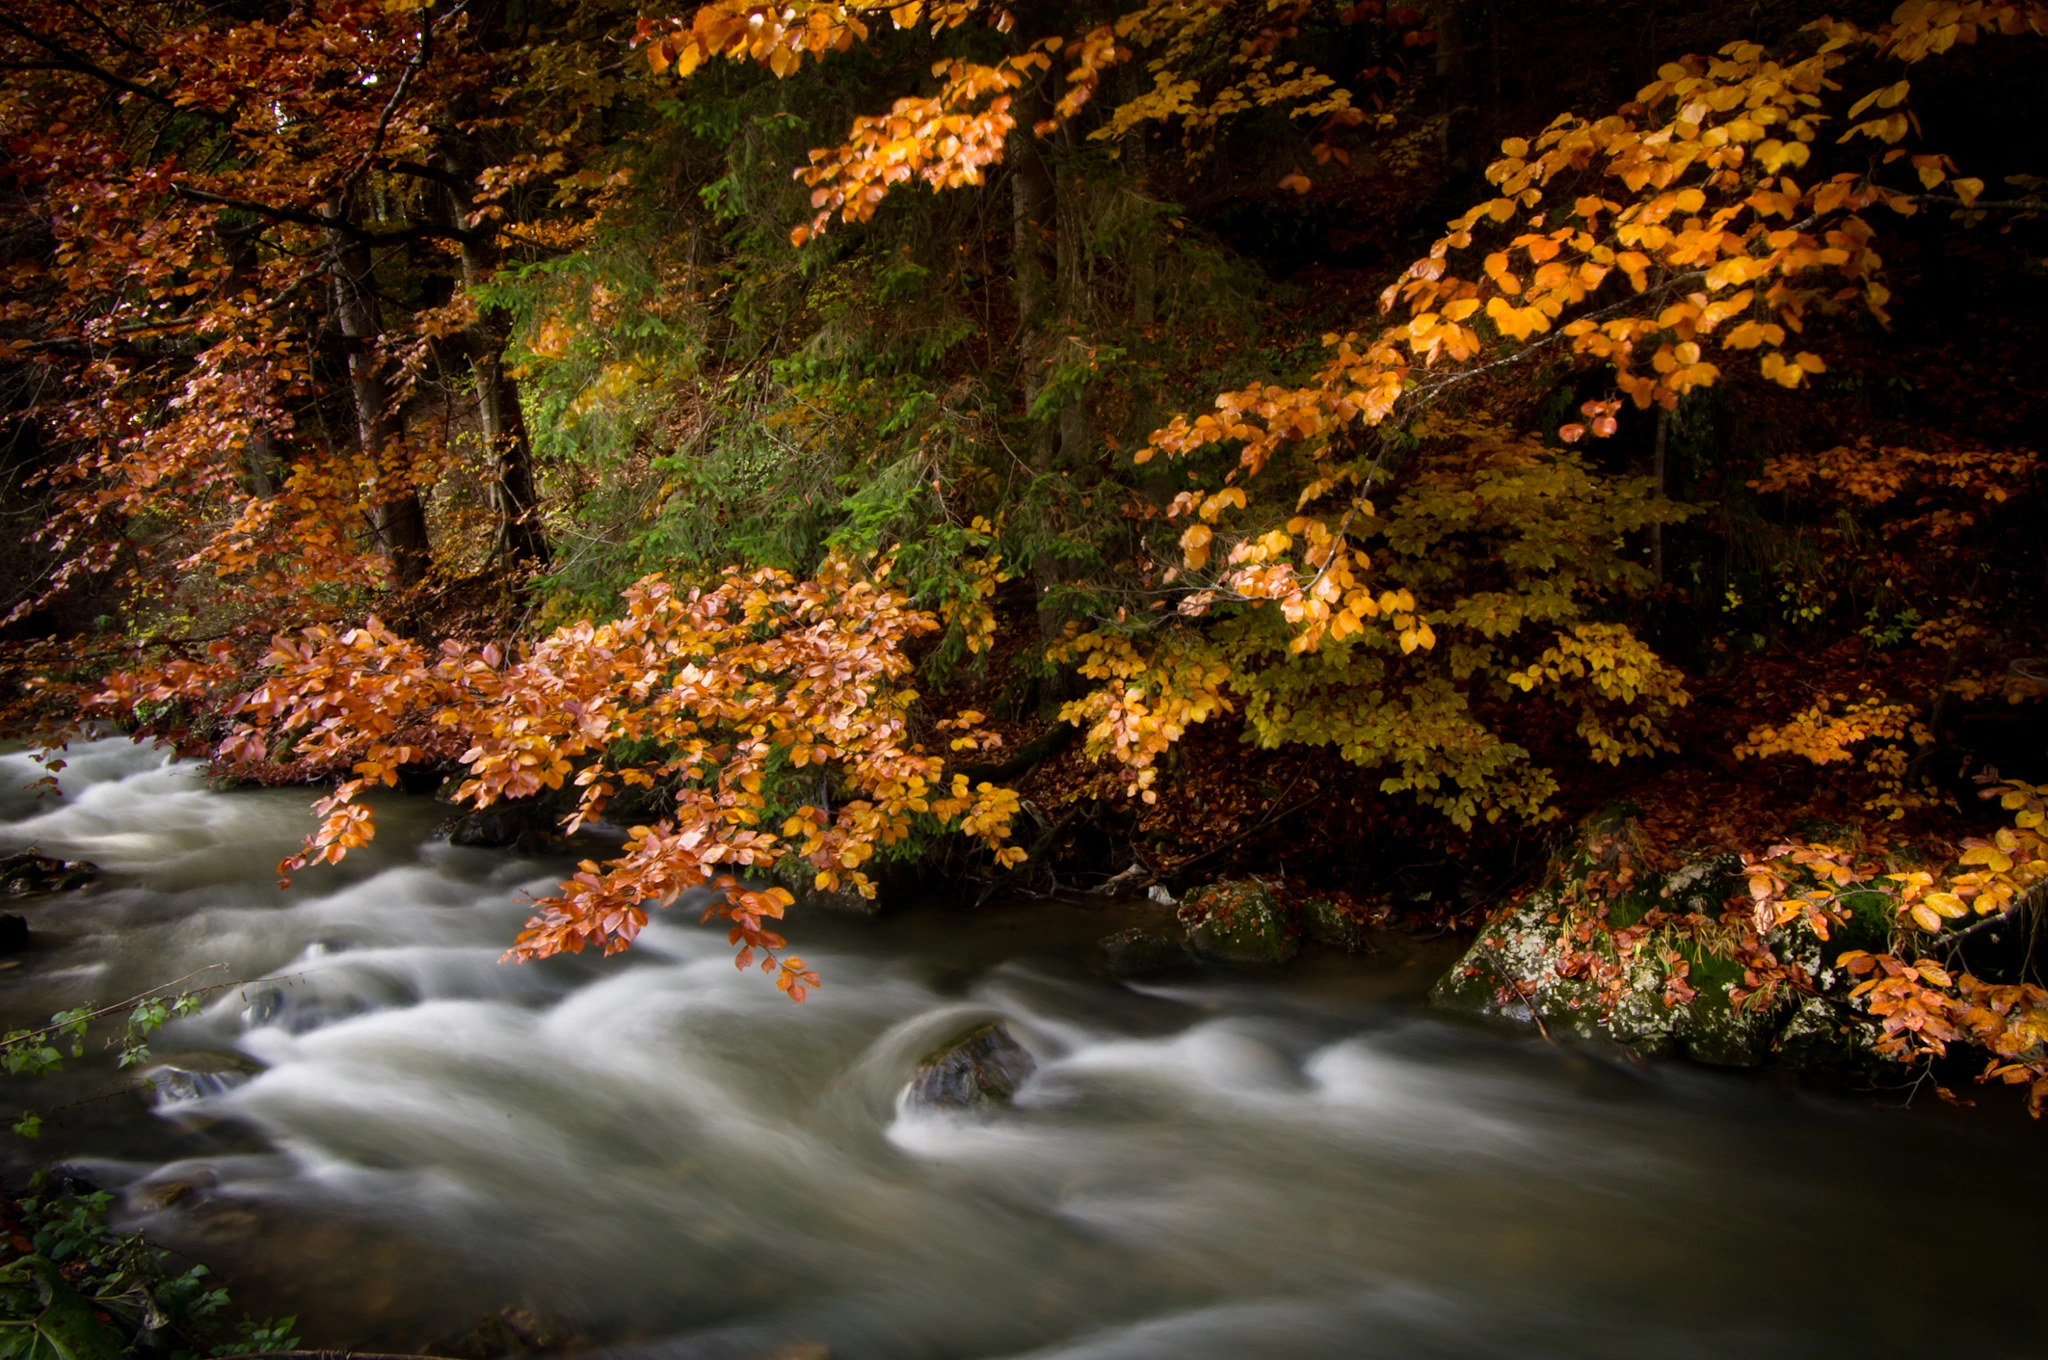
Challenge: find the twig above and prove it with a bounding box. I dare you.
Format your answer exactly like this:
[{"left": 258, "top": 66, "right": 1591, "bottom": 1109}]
[
  {"left": 1, "top": 965, "right": 232, "bottom": 1046},
  {"left": 1474, "top": 937, "right": 1551, "bottom": 1042}
]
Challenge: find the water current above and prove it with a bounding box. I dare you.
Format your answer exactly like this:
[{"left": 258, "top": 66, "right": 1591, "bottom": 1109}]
[{"left": 0, "top": 740, "right": 2042, "bottom": 1359}]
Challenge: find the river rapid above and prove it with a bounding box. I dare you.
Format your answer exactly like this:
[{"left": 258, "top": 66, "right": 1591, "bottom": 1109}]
[{"left": 0, "top": 740, "right": 2041, "bottom": 1359}]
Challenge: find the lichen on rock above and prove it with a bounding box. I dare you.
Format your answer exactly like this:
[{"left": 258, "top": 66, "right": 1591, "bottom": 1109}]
[{"left": 1429, "top": 806, "right": 1887, "bottom": 1073}]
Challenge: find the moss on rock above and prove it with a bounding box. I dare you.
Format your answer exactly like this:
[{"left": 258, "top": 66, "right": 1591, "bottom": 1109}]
[
  {"left": 1429, "top": 810, "right": 1886, "bottom": 1075},
  {"left": 1301, "top": 895, "right": 1374, "bottom": 952},
  {"left": 1178, "top": 880, "right": 1298, "bottom": 964}
]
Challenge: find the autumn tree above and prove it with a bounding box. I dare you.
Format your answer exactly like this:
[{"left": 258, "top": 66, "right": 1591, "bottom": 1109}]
[
  {"left": 0, "top": 0, "right": 617, "bottom": 638},
  {"left": 10, "top": 0, "right": 2048, "bottom": 1055}
]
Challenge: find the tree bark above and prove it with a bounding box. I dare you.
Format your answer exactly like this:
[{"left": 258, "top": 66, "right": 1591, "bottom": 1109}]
[
  {"left": 456, "top": 239, "right": 548, "bottom": 568},
  {"left": 325, "top": 201, "right": 431, "bottom": 589},
  {"left": 1126, "top": 132, "right": 1157, "bottom": 330},
  {"left": 1011, "top": 97, "right": 1064, "bottom": 650},
  {"left": 438, "top": 136, "right": 549, "bottom": 570},
  {"left": 1651, "top": 403, "right": 1669, "bottom": 585}
]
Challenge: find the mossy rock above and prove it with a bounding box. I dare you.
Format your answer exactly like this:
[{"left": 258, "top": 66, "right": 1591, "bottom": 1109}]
[
  {"left": 1429, "top": 886, "right": 1628, "bottom": 1046},
  {"left": 1677, "top": 985, "right": 1790, "bottom": 1067},
  {"left": 1177, "top": 880, "right": 1297, "bottom": 964},
  {"left": 1431, "top": 852, "right": 1807, "bottom": 1067},
  {"left": 1301, "top": 896, "right": 1374, "bottom": 952},
  {"left": 1772, "top": 994, "right": 1888, "bottom": 1075}
]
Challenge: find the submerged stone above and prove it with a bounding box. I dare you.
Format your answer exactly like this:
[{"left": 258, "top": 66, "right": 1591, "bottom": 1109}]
[
  {"left": 907, "top": 1023, "right": 1037, "bottom": 1111},
  {"left": 1097, "top": 925, "right": 1192, "bottom": 976},
  {"left": 1178, "top": 880, "right": 1298, "bottom": 964}
]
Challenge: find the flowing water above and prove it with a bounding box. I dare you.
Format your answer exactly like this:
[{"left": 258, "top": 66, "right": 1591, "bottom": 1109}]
[{"left": 0, "top": 740, "right": 2041, "bottom": 1360}]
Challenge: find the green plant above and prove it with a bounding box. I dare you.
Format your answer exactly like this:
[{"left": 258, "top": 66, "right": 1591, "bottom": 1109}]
[{"left": 0, "top": 1174, "right": 234, "bottom": 1360}]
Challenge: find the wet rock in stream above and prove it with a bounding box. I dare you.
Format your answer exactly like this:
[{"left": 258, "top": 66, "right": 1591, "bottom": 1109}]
[
  {"left": 1301, "top": 895, "right": 1377, "bottom": 952},
  {"left": 1178, "top": 879, "right": 1298, "bottom": 964},
  {"left": 0, "top": 851, "right": 96, "bottom": 897},
  {"left": 135, "top": 1051, "right": 263, "bottom": 1108},
  {"left": 906, "top": 1023, "right": 1036, "bottom": 1111}
]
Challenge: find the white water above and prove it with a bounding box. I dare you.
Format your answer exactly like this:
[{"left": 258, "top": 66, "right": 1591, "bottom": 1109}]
[{"left": 0, "top": 740, "right": 2040, "bottom": 1358}]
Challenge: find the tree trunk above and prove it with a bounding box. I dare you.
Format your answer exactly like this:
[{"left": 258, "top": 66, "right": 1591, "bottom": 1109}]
[
  {"left": 1127, "top": 131, "right": 1157, "bottom": 330},
  {"left": 325, "top": 203, "right": 431, "bottom": 590},
  {"left": 466, "top": 339, "right": 548, "bottom": 568},
  {"left": 1434, "top": 0, "right": 1466, "bottom": 171},
  {"left": 1651, "top": 403, "right": 1669, "bottom": 585},
  {"left": 455, "top": 234, "right": 547, "bottom": 569},
  {"left": 1052, "top": 122, "right": 1091, "bottom": 476},
  {"left": 438, "top": 139, "right": 548, "bottom": 570},
  {"left": 1011, "top": 99, "right": 1064, "bottom": 651}
]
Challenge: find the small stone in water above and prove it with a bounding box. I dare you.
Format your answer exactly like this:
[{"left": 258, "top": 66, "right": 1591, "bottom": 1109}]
[
  {"left": 138, "top": 1053, "right": 260, "bottom": 1107},
  {"left": 907, "top": 1023, "right": 1036, "bottom": 1111}
]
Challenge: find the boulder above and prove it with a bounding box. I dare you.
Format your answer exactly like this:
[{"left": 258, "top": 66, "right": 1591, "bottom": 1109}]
[
  {"left": 1771, "top": 994, "right": 1888, "bottom": 1076},
  {"left": 1096, "top": 925, "right": 1192, "bottom": 977},
  {"left": 1177, "top": 880, "right": 1297, "bottom": 964},
  {"left": 1429, "top": 809, "right": 1889, "bottom": 1072},
  {"left": 1301, "top": 895, "right": 1376, "bottom": 952},
  {"left": 907, "top": 1023, "right": 1037, "bottom": 1111},
  {"left": 1430, "top": 852, "right": 1795, "bottom": 1062}
]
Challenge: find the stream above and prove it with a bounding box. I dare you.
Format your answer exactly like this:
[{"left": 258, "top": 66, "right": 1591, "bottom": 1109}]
[{"left": 0, "top": 739, "right": 2041, "bottom": 1359}]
